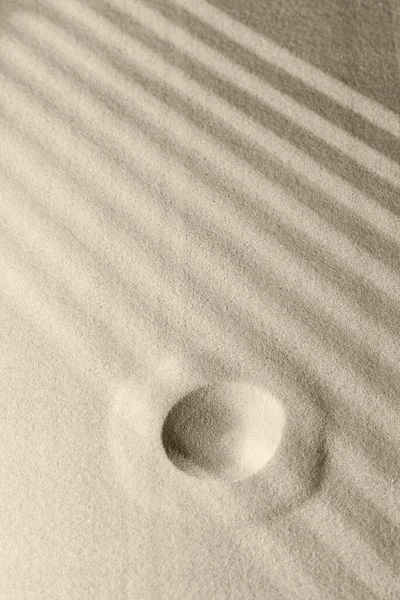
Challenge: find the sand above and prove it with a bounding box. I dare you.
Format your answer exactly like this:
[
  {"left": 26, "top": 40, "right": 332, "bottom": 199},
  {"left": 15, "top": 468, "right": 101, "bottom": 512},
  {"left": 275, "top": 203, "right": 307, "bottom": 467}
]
[{"left": 0, "top": 0, "right": 399, "bottom": 598}]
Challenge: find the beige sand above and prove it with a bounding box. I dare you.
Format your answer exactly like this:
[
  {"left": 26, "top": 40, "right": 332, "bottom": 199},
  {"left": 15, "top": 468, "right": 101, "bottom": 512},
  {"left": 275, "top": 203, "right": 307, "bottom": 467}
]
[{"left": 0, "top": 0, "right": 399, "bottom": 598}]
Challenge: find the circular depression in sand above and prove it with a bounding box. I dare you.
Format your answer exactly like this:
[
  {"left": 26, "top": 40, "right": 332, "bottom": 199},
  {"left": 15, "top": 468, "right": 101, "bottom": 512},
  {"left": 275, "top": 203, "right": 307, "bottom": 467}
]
[
  {"left": 162, "top": 381, "right": 286, "bottom": 482},
  {"left": 109, "top": 359, "right": 328, "bottom": 523}
]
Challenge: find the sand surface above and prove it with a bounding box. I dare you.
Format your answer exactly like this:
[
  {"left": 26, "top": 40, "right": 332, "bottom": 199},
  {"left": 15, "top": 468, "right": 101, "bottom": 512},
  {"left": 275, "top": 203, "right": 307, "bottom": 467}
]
[{"left": 0, "top": 1, "right": 399, "bottom": 598}]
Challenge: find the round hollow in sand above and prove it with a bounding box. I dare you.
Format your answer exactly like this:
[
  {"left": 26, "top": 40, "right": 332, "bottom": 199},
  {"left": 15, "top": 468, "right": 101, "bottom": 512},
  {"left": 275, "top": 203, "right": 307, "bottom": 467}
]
[{"left": 161, "top": 381, "right": 286, "bottom": 482}]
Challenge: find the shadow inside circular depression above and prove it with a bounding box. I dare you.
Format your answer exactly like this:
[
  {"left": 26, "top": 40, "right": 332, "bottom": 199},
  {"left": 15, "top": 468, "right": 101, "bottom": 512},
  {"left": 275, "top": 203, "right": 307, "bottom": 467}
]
[{"left": 161, "top": 381, "right": 287, "bottom": 482}]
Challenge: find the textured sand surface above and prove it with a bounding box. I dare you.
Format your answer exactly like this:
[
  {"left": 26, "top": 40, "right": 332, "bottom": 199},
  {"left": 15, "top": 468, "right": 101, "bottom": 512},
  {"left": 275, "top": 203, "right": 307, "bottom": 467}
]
[{"left": 0, "top": 0, "right": 400, "bottom": 598}]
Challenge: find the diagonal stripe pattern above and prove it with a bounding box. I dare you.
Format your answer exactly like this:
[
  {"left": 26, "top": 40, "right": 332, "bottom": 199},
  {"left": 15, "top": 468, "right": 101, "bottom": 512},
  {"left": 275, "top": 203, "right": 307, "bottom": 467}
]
[{"left": 0, "top": 1, "right": 399, "bottom": 599}]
